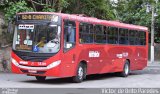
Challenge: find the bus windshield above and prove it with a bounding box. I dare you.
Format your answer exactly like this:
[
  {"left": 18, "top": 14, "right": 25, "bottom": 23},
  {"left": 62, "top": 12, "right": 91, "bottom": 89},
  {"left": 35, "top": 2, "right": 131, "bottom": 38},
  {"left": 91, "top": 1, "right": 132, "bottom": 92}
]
[{"left": 13, "top": 24, "right": 61, "bottom": 53}]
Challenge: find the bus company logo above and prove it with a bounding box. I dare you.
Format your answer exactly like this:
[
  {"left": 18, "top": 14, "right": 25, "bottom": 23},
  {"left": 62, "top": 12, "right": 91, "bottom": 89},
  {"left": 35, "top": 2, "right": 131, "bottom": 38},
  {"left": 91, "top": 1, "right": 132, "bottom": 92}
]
[
  {"left": 116, "top": 54, "right": 123, "bottom": 58},
  {"left": 116, "top": 52, "right": 128, "bottom": 58},
  {"left": 89, "top": 51, "right": 100, "bottom": 58}
]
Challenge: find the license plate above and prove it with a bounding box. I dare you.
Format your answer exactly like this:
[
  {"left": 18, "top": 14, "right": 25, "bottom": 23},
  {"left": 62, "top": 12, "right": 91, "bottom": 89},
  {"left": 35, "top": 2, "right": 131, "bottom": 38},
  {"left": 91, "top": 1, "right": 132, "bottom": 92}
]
[{"left": 28, "top": 70, "right": 37, "bottom": 73}]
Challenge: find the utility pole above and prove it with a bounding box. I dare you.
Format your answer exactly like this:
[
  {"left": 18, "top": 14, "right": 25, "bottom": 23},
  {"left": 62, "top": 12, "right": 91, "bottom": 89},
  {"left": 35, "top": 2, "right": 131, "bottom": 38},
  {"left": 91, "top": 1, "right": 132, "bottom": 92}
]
[{"left": 150, "top": 5, "right": 155, "bottom": 63}]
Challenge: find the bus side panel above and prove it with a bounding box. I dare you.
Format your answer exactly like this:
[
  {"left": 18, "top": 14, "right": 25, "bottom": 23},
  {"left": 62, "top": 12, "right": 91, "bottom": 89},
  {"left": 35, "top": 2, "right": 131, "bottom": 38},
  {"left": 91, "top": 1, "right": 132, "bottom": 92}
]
[
  {"left": 99, "top": 45, "right": 147, "bottom": 73},
  {"left": 104, "top": 46, "right": 134, "bottom": 72},
  {"left": 132, "top": 47, "right": 147, "bottom": 70},
  {"left": 60, "top": 44, "right": 148, "bottom": 77},
  {"left": 77, "top": 45, "right": 110, "bottom": 75},
  {"left": 62, "top": 44, "right": 109, "bottom": 76},
  {"left": 99, "top": 58, "right": 124, "bottom": 74},
  {"left": 75, "top": 45, "right": 127, "bottom": 75},
  {"left": 60, "top": 45, "right": 96, "bottom": 77}
]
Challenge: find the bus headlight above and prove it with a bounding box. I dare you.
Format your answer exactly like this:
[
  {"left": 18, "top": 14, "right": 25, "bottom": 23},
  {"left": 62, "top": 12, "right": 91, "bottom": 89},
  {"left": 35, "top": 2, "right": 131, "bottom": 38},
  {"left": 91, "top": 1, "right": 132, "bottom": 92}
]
[
  {"left": 47, "top": 60, "right": 61, "bottom": 69},
  {"left": 11, "top": 58, "right": 19, "bottom": 67}
]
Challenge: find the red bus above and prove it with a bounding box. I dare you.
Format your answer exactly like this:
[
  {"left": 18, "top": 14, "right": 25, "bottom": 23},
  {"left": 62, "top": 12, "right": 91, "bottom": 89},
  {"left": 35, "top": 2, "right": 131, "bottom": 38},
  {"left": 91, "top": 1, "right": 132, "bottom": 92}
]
[{"left": 11, "top": 12, "right": 148, "bottom": 83}]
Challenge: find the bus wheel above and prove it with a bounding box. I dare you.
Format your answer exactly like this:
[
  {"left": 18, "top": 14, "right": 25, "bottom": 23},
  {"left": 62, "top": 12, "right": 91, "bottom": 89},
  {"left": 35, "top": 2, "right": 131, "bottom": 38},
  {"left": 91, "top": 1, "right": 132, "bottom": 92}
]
[
  {"left": 35, "top": 76, "right": 46, "bottom": 81},
  {"left": 72, "top": 63, "right": 86, "bottom": 83},
  {"left": 119, "top": 60, "right": 130, "bottom": 77}
]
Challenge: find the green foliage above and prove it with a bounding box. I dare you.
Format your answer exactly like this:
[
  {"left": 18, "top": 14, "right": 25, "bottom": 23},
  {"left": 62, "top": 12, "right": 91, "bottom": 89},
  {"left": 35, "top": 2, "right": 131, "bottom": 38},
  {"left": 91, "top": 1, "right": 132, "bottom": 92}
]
[
  {"left": 4, "top": 1, "right": 34, "bottom": 20},
  {"left": 114, "top": 0, "right": 146, "bottom": 25},
  {"left": 59, "top": 0, "right": 69, "bottom": 8},
  {"left": 0, "top": 0, "right": 8, "bottom": 12},
  {"left": 64, "top": 0, "right": 116, "bottom": 20},
  {"left": 42, "top": 6, "right": 55, "bottom": 12}
]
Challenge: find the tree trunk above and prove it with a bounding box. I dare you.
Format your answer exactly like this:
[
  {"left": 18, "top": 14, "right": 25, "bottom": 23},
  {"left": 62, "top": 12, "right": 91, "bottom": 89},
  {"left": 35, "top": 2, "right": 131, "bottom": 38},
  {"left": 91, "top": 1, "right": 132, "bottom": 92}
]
[
  {"left": 74, "top": 0, "right": 80, "bottom": 13},
  {"left": 57, "top": 0, "right": 62, "bottom": 13}
]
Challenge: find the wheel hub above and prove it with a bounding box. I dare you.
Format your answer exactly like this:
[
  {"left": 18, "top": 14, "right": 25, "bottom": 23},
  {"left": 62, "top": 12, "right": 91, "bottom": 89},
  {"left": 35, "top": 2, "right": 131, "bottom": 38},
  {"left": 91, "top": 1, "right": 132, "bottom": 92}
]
[
  {"left": 78, "top": 67, "right": 83, "bottom": 79},
  {"left": 125, "top": 64, "right": 129, "bottom": 75}
]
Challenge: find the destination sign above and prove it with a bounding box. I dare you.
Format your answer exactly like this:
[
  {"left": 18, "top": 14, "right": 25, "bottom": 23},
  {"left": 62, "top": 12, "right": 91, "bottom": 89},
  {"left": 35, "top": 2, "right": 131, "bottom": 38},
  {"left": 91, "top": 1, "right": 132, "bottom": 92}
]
[{"left": 17, "top": 14, "right": 58, "bottom": 21}]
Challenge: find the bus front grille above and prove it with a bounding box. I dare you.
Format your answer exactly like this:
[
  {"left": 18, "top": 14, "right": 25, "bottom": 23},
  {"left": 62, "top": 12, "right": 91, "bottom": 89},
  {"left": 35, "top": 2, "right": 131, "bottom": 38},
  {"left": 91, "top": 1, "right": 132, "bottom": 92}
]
[{"left": 13, "top": 50, "right": 55, "bottom": 62}]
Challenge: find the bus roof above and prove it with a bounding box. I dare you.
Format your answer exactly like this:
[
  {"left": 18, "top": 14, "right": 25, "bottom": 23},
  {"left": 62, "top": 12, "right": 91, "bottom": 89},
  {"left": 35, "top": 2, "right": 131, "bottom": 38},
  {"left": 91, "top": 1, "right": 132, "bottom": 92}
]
[{"left": 17, "top": 12, "right": 148, "bottom": 31}]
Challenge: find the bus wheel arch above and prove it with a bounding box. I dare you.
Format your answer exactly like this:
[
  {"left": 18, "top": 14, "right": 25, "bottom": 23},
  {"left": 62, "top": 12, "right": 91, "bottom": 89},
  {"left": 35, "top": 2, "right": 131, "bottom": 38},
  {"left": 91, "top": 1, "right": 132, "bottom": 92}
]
[
  {"left": 72, "top": 60, "right": 87, "bottom": 83},
  {"left": 126, "top": 59, "right": 130, "bottom": 65},
  {"left": 119, "top": 59, "right": 130, "bottom": 77}
]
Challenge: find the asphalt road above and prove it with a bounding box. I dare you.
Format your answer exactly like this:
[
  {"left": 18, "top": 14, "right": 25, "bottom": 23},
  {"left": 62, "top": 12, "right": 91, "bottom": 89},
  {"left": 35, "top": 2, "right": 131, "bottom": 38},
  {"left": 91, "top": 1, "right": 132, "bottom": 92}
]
[{"left": 0, "top": 65, "right": 160, "bottom": 88}]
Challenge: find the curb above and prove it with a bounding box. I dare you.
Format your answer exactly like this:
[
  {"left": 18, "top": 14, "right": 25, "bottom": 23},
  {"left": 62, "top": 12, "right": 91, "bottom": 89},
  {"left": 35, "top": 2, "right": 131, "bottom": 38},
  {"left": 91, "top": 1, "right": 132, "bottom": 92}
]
[{"left": 147, "top": 63, "right": 160, "bottom": 67}]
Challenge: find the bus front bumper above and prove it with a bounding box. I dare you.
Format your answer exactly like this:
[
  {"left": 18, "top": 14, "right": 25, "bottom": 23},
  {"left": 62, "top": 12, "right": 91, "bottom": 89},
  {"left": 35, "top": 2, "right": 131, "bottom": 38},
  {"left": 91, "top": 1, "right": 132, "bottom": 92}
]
[{"left": 11, "top": 58, "right": 62, "bottom": 77}]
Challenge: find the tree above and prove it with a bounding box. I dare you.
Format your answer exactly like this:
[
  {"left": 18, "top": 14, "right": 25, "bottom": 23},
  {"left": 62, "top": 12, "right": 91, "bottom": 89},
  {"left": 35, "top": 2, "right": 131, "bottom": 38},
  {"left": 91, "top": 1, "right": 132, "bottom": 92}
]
[
  {"left": 63, "top": 0, "right": 116, "bottom": 20},
  {"left": 4, "top": 1, "right": 34, "bottom": 21},
  {"left": 113, "top": 0, "right": 151, "bottom": 26},
  {"left": 27, "top": 0, "right": 68, "bottom": 12},
  {"left": 1, "top": 0, "right": 70, "bottom": 20}
]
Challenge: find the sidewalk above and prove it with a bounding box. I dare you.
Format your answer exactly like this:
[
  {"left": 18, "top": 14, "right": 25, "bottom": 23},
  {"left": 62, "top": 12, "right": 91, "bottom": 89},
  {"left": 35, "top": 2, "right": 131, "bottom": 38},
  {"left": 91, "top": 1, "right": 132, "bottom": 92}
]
[
  {"left": 147, "top": 61, "right": 160, "bottom": 71},
  {"left": 148, "top": 61, "right": 160, "bottom": 67}
]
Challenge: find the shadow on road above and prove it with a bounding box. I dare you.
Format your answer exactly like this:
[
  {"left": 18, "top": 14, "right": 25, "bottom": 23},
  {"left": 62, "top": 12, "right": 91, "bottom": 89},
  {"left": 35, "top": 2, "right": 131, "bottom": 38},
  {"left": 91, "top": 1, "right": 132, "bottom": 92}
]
[
  {"left": 20, "top": 67, "right": 160, "bottom": 85},
  {"left": 20, "top": 72, "right": 140, "bottom": 84}
]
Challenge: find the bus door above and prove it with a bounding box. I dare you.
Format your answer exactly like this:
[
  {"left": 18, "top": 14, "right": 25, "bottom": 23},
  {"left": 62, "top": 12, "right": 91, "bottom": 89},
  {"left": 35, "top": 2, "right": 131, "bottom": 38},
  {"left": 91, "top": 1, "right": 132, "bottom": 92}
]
[{"left": 62, "top": 20, "right": 77, "bottom": 76}]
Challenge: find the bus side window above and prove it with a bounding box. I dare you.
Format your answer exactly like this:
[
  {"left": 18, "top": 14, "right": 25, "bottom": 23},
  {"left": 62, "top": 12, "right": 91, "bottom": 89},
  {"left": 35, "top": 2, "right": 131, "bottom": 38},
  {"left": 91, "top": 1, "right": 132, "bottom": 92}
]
[
  {"left": 94, "top": 25, "right": 106, "bottom": 43},
  {"left": 129, "top": 30, "right": 135, "bottom": 45},
  {"left": 64, "top": 20, "right": 76, "bottom": 52},
  {"left": 108, "top": 27, "right": 118, "bottom": 44},
  {"left": 135, "top": 31, "right": 139, "bottom": 45},
  {"left": 139, "top": 31, "right": 146, "bottom": 45},
  {"left": 119, "top": 28, "right": 129, "bottom": 45},
  {"left": 79, "top": 23, "right": 94, "bottom": 43}
]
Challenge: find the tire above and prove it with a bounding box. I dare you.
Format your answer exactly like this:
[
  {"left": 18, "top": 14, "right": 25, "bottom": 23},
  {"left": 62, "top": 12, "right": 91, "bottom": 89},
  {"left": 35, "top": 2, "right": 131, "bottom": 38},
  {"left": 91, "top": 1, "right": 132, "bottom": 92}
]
[
  {"left": 72, "top": 63, "right": 86, "bottom": 83},
  {"left": 35, "top": 76, "right": 46, "bottom": 81},
  {"left": 119, "top": 60, "right": 130, "bottom": 77}
]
